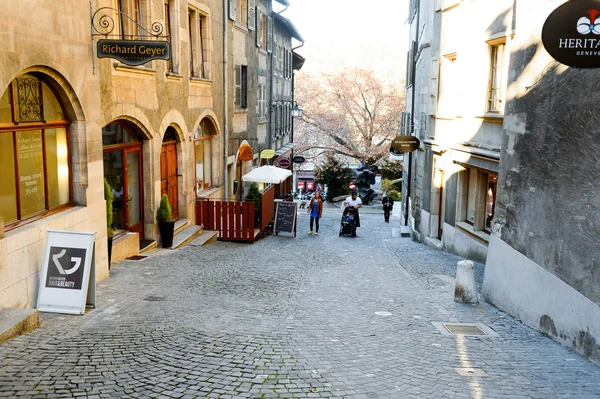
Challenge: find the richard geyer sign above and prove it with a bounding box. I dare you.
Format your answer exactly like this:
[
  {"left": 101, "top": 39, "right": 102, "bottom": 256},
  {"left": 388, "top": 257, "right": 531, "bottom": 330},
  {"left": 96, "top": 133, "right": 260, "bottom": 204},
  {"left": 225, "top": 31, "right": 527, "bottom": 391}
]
[
  {"left": 542, "top": 0, "right": 600, "bottom": 68},
  {"left": 97, "top": 40, "right": 170, "bottom": 66}
]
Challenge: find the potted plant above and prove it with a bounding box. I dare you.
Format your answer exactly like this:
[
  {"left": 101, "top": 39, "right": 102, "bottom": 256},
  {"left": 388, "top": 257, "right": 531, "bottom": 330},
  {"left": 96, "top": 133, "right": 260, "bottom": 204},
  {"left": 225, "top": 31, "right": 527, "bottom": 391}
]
[
  {"left": 156, "top": 194, "right": 175, "bottom": 248},
  {"left": 104, "top": 178, "right": 114, "bottom": 269},
  {"left": 245, "top": 183, "right": 261, "bottom": 228}
]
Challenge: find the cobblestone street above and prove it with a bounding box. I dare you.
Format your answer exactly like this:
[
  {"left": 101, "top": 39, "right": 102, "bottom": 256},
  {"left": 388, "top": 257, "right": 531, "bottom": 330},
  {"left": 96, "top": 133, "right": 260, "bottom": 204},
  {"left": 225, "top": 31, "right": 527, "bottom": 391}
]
[{"left": 1, "top": 207, "right": 600, "bottom": 398}]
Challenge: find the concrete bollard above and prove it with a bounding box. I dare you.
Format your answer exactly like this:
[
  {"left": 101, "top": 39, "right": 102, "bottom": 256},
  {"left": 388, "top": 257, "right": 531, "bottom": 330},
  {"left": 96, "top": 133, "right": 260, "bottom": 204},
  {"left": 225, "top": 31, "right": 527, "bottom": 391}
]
[
  {"left": 454, "top": 260, "right": 478, "bottom": 303},
  {"left": 391, "top": 227, "right": 401, "bottom": 238}
]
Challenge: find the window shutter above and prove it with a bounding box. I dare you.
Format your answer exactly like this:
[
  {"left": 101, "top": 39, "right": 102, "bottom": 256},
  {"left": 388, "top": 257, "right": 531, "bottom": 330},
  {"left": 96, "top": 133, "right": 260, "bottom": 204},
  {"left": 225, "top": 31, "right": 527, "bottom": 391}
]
[
  {"left": 248, "top": 0, "right": 255, "bottom": 30},
  {"left": 255, "top": 7, "right": 261, "bottom": 47},
  {"left": 429, "top": 58, "right": 440, "bottom": 116},
  {"left": 235, "top": 66, "right": 241, "bottom": 107},
  {"left": 241, "top": 66, "right": 248, "bottom": 108},
  {"left": 229, "top": 0, "right": 236, "bottom": 21},
  {"left": 267, "top": 16, "right": 273, "bottom": 53}
]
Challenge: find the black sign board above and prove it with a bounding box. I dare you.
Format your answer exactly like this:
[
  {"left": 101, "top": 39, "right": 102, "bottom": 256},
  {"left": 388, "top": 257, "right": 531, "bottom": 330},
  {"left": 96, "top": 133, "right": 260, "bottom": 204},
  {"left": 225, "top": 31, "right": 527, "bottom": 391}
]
[
  {"left": 97, "top": 39, "right": 170, "bottom": 66},
  {"left": 390, "top": 135, "right": 420, "bottom": 155},
  {"left": 542, "top": 0, "right": 600, "bottom": 68},
  {"left": 273, "top": 201, "right": 297, "bottom": 237},
  {"left": 45, "top": 247, "right": 87, "bottom": 290},
  {"left": 292, "top": 156, "right": 306, "bottom": 164}
]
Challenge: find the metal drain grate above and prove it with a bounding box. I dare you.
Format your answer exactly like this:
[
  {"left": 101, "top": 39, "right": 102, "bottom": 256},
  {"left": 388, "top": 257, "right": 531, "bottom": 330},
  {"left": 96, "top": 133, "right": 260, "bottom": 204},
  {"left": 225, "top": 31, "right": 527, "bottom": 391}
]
[
  {"left": 431, "top": 322, "right": 499, "bottom": 337},
  {"left": 443, "top": 324, "right": 487, "bottom": 335}
]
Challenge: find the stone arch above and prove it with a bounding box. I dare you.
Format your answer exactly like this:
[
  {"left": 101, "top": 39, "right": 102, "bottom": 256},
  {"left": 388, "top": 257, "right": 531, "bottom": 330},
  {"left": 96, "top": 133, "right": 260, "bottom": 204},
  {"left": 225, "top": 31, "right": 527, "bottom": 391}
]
[
  {"left": 103, "top": 104, "right": 153, "bottom": 140},
  {"left": 158, "top": 110, "right": 187, "bottom": 143},
  {"left": 17, "top": 65, "right": 86, "bottom": 122},
  {"left": 2, "top": 66, "right": 89, "bottom": 205},
  {"left": 191, "top": 109, "right": 221, "bottom": 137}
]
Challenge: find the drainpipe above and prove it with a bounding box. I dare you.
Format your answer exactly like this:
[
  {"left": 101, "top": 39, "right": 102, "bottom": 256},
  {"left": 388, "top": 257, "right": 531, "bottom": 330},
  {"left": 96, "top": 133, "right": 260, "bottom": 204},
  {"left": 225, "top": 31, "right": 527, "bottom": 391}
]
[
  {"left": 223, "top": 0, "right": 229, "bottom": 198},
  {"left": 405, "top": 1, "right": 420, "bottom": 227},
  {"left": 291, "top": 41, "right": 304, "bottom": 195}
]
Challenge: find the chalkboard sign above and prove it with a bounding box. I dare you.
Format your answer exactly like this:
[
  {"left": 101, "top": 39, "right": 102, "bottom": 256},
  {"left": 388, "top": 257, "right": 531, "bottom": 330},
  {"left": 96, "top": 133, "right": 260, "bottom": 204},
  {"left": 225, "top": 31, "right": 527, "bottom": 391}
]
[{"left": 273, "top": 201, "right": 297, "bottom": 237}]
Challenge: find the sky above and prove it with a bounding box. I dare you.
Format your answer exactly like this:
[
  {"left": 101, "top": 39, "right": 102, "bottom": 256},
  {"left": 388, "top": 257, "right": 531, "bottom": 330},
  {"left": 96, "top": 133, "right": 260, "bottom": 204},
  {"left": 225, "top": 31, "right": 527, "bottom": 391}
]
[{"left": 276, "top": 0, "right": 410, "bottom": 76}]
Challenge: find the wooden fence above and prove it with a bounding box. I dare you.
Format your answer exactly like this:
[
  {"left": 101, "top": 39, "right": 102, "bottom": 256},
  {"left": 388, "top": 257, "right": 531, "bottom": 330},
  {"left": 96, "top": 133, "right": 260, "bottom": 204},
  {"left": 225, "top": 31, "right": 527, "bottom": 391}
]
[{"left": 196, "top": 200, "right": 255, "bottom": 242}]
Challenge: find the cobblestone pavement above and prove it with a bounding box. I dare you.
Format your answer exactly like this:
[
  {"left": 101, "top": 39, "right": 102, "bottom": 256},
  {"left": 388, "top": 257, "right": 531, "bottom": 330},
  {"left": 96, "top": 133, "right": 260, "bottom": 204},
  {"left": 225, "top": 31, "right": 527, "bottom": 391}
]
[{"left": 1, "top": 208, "right": 600, "bottom": 398}]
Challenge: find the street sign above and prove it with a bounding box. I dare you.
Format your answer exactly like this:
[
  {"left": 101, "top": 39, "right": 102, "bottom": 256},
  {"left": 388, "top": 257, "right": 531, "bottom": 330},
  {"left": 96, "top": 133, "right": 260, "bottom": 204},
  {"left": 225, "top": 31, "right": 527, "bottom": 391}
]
[
  {"left": 97, "top": 40, "right": 170, "bottom": 66},
  {"left": 542, "top": 0, "right": 600, "bottom": 68},
  {"left": 260, "top": 149, "right": 275, "bottom": 159},
  {"left": 292, "top": 156, "right": 306, "bottom": 163},
  {"left": 390, "top": 135, "right": 420, "bottom": 154},
  {"left": 278, "top": 159, "right": 291, "bottom": 168},
  {"left": 37, "top": 230, "right": 96, "bottom": 315}
]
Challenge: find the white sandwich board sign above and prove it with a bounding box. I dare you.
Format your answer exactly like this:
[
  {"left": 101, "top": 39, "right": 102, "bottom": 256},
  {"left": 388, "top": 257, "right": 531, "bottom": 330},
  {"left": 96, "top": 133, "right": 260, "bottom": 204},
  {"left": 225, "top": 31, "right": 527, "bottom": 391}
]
[{"left": 37, "top": 230, "right": 96, "bottom": 315}]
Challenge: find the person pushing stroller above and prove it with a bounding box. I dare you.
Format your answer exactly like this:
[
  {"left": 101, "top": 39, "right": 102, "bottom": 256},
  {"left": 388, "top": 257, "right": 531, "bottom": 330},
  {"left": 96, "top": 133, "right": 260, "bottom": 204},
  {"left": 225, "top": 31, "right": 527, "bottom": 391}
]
[{"left": 340, "top": 191, "right": 362, "bottom": 237}]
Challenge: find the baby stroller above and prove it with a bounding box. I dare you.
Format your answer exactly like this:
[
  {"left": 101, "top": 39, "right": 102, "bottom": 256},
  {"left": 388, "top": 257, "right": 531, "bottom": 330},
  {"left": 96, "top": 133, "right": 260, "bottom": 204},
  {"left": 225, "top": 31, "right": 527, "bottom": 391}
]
[{"left": 339, "top": 207, "right": 358, "bottom": 237}]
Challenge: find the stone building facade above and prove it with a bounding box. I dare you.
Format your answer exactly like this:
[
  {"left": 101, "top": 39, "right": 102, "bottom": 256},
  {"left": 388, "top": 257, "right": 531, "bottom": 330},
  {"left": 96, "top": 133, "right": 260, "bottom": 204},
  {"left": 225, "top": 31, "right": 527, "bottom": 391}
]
[
  {"left": 0, "top": 0, "right": 304, "bottom": 309},
  {"left": 405, "top": 0, "right": 600, "bottom": 362},
  {"left": 0, "top": 0, "right": 106, "bottom": 307},
  {"left": 404, "top": 0, "right": 513, "bottom": 264}
]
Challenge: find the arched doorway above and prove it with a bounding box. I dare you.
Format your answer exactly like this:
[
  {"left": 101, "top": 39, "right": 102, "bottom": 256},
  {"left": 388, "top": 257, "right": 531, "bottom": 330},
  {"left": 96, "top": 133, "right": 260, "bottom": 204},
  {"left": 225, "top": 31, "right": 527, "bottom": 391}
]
[
  {"left": 161, "top": 127, "right": 178, "bottom": 220},
  {"left": 102, "top": 121, "right": 144, "bottom": 239},
  {"left": 0, "top": 73, "right": 72, "bottom": 228}
]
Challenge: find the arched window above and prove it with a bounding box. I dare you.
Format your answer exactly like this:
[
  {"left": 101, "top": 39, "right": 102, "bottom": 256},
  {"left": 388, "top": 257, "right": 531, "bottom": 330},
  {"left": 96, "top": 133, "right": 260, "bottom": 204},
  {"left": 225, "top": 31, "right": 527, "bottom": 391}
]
[
  {"left": 194, "top": 119, "right": 214, "bottom": 195},
  {"left": 0, "top": 74, "right": 71, "bottom": 228}
]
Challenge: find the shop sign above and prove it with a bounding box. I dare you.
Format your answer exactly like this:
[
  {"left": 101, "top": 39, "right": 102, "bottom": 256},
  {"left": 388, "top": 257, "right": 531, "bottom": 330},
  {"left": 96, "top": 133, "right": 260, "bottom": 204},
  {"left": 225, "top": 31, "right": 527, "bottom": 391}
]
[
  {"left": 37, "top": 230, "right": 96, "bottom": 315},
  {"left": 307, "top": 182, "right": 314, "bottom": 190},
  {"left": 542, "top": 0, "right": 600, "bottom": 68},
  {"left": 260, "top": 149, "right": 275, "bottom": 159},
  {"left": 278, "top": 159, "right": 291, "bottom": 168},
  {"left": 292, "top": 156, "right": 306, "bottom": 163},
  {"left": 390, "top": 135, "right": 420, "bottom": 154},
  {"left": 97, "top": 39, "right": 170, "bottom": 66}
]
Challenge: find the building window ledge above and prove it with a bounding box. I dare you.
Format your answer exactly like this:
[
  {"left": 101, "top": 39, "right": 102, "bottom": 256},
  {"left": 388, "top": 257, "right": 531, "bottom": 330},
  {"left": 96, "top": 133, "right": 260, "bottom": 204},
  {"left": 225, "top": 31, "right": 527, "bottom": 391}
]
[
  {"left": 190, "top": 76, "right": 212, "bottom": 85},
  {"left": 234, "top": 24, "right": 249, "bottom": 34},
  {"left": 477, "top": 113, "right": 504, "bottom": 122},
  {"left": 113, "top": 63, "right": 156, "bottom": 76},
  {"left": 166, "top": 72, "right": 183, "bottom": 81},
  {"left": 455, "top": 221, "right": 490, "bottom": 245}
]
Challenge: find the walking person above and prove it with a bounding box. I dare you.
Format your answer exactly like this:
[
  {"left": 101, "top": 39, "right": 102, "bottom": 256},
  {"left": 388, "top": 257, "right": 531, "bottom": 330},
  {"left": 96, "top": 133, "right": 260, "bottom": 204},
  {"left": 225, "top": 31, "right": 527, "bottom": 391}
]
[
  {"left": 382, "top": 192, "right": 394, "bottom": 223},
  {"left": 307, "top": 191, "right": 324, "bottom": 235},
  {"left": 343, "top": 191, "right": 363, "bottom": 234}
]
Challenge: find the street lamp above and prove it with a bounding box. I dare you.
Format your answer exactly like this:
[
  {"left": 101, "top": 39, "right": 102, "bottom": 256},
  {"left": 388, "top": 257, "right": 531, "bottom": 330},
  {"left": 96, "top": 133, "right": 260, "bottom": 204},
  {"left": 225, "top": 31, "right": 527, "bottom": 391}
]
[{"left": 291, "top": 103, "right": 303, "bottom": 118}]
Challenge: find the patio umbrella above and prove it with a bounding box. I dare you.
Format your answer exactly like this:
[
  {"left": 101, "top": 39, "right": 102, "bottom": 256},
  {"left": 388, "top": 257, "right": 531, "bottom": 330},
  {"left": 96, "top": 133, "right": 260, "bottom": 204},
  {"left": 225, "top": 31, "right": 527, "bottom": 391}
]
[{"left": 242, "top": 165, "right": 292, "bottom": 184}]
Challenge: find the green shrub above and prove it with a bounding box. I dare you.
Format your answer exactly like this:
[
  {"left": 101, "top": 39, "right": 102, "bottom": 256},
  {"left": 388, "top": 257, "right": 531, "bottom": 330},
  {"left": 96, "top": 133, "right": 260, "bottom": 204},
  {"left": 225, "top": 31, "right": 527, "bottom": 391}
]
[
  {"left": 156, "top": 194, "right": 173, "bottom": 223},
  {"left": 245, "top": 183, "right": 261, "bottom": 213},
  {"left": 104, "top": 178, "right": 114, "bottom": 239},
  {"left": 388, "top": 189, "right": 402, "bottom": 202}
]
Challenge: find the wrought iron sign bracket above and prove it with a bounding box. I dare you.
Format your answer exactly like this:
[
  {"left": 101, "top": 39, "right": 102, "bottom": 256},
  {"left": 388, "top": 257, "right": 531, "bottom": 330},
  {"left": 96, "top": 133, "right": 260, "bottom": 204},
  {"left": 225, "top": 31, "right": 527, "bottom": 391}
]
[{"left": 89, "top": 2, "right": 171, "bottom": 73}]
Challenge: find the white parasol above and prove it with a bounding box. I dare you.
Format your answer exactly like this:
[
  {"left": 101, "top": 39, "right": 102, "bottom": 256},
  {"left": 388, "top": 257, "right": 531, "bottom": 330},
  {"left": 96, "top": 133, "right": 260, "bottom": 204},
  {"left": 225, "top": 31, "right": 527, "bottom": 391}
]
[{"left": 242, "top": 165, "right": 292, "bottom": 184}]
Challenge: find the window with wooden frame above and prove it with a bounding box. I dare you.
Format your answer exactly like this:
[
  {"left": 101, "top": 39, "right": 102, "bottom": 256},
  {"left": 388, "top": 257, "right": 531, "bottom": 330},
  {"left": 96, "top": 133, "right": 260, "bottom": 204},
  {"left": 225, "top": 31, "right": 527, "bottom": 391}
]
[
  {"left": 235, "top": 65, "right": 248, "bottom": 109},
  {"left": 236, "top": 0, "right": 248, "bottom": 28},
  {"left": 114, "top": 0, "right": 144, "bottom": 40},
  {"left": 188, "top": 8, "right": 208, "bottom": 78},
  {"left": 487, "top": 42, "right": 506, "bottom": 113},
  {"left": 257, "top": 83, "right": 266, "bottom": 119},
  {"left": 194, "top": 119, "right": 214, "bottom": 194},
  {"left": 164, "top": 0, "right": 174, "bottom": 72},
  {"left": 0, "top": 75, "right": 72, "bottom": 229},
  {"left": 460, "top": 167, "right": 497, "bottom": 233}
]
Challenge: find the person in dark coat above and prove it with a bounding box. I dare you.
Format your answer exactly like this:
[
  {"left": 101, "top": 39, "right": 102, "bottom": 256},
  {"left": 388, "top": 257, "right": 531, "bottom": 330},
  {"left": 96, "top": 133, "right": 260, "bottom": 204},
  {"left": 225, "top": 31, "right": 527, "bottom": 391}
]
[{"left": 382, "top": 192, "right": 394, "bottom": 223}]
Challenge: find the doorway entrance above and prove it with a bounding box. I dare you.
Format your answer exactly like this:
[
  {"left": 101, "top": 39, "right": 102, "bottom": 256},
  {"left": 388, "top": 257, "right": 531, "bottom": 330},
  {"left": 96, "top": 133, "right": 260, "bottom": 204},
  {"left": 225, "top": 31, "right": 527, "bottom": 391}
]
[
  {"left": 102, "top": 122, "right": 144, "bottom": 239},
  {"left": 160, "top": 127, "right": 178, "bottom": 220}
]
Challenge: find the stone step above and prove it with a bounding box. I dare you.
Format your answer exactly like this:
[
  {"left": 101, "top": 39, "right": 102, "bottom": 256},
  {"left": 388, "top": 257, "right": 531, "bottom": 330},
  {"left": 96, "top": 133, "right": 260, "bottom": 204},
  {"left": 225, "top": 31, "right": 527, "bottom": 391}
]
[
  {"left": 174, "top": 219, "right": 188, "bottom": 235},
  {"left": 170, "top": 225, "right": 203, "bottom": 249},
  {"left": 189, "top": 230, "right": 218, "bottom": 247},
  {"left": 0, "top": 308, "right": 39, "bottom": 345}
]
